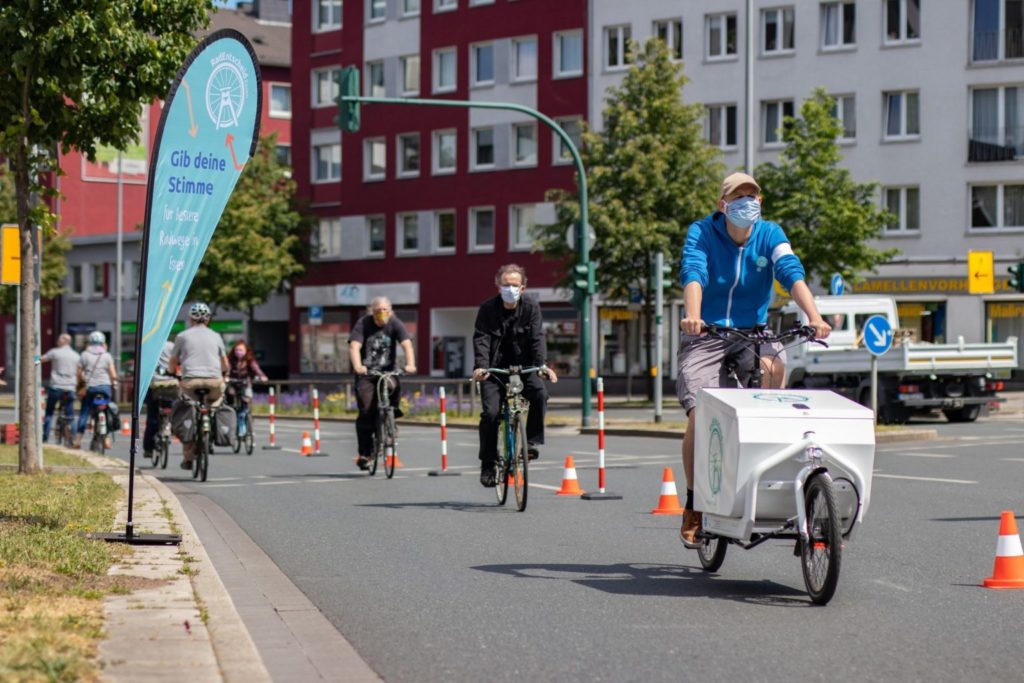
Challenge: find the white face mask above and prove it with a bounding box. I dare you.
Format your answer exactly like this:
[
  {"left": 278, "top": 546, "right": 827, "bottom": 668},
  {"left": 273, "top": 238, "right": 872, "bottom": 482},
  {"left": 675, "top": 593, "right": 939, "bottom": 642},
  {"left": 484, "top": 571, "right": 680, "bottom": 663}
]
[{"left": 500, "top": 285, "right": 522, "bottom": 304}]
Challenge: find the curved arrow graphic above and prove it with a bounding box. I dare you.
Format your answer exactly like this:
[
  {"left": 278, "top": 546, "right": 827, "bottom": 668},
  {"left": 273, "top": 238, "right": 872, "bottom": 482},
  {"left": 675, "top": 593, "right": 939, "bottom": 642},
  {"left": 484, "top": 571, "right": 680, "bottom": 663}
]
[
  {"left": 224, "top": 133, "right": 245, "bottom": 171},
  {"left": 141, "top": 281, "right": 173, "bottom": 344},
  {"left": 181, "top": 79, "right": 199, "bottom": 138}
]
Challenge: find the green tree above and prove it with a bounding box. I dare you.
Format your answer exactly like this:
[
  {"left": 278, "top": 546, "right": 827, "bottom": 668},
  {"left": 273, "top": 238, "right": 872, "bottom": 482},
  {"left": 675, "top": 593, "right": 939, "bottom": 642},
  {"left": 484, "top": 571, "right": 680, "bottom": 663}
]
[
  {"left": 0, "top": 0, "right": 212, "bottom": 473},
  {"left": 188, "top": 134, "right": 311, "bottom": 329},
  {"left": 754, "top": 89, "right": 898, "bottom": 289},
  {"left": 535, "top": 39, "right": 723, "bottom": 395}
]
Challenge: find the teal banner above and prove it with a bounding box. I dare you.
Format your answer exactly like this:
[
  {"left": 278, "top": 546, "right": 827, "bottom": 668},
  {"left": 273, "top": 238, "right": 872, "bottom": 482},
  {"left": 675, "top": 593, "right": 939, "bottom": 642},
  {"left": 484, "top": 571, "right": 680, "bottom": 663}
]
[{"left": 134, "top": 30, "right": 262, "bottom": 406}]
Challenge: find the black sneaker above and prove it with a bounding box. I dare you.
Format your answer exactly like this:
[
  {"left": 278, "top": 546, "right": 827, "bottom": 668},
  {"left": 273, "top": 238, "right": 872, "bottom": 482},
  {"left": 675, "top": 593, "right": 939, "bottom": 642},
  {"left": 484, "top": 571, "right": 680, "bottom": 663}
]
[
  {"left": 356, "top": 455, "right": 371, "bottom": 471},
  {"left": 180, "top": 460, "right": 192, "bottom": 470},
  {"left": 479, "top": 464, "right": 497, "bottom": 487},
  {"left": 527, "top": 447, "right": 539, "bottom": 461}
]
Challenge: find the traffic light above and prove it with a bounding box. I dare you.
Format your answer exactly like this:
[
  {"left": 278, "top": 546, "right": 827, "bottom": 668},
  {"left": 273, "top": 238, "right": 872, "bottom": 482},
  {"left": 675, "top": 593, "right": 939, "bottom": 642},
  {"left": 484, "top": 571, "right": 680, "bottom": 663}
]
[
  {"left": 335, "top": 66, "right": 361, "bottom": 133},
  {"left": 1009, "top": 261, "right": 1024, "bottom": 293},
  {"left": 571, "top": 261, "right": 595, "bottom": 309},
  {"left": 650, "top": 253, "right": 674, "bottom": 295}
]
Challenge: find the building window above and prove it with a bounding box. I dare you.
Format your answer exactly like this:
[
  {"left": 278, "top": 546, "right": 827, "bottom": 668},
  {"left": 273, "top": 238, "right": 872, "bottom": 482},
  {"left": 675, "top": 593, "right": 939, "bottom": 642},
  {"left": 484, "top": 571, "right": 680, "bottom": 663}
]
[
  {"left": 69, "top": 264, "right": 84, "bottom": 298},
  {"left": 402, "top": 0, "right": 420, "bottom": 16},
  {"left": 472, "top": 127, "right": 495, "bottom": 168},
  {"left": 513, "top": 122, "right": 537, "bottom": 165},
  {"left": 364, "top": 138, "right": 386, "bottom": 180},
  {"left": 509, "top": 204, "right": 535, "bottom": 251},
  {"left": 554, "top": 117, "right": 583, "bottom": 164},
  {"left": 472, "top": 43, "right": 495, "bottom": 85},
  {"left": 554, "top": 30, "right": 584, "bottom": 78},
  {"left": 368, "top": 0, "right": 386, "bottom": 21},
  {"left": 401, "top": 55, "right": 420, "bottom": 95},
  {"left": 972, "top": 183, "right": 1024, "bottom": 230},
  {"left": 313, "top": 67, "right": 342, "bottom": 107},
  {"left": 884, "top": 90, "right": 920, "bottom": 139},
  {"left": 762, "top": 7, "right": 795, "bottom": 54},
  {"left": 604, "top": 24, "right": 632, "bottom": 70},
  {"left": 313, "top": 142, "right": 341, "bottom": 182},
  {"left": 706, "top": 13, "right": 738, "bottom": 59},
  {"left": 762, "top": 99, "right": 794, "bottom": 146},
  {"left": 435, "top": 0, "right": 456, "bottom": 11},
  {"left": 884, "top": 0, "right": 920, "bottom": 44},
  {"left": 433, "top": 48, "right": 457, "bottom": 93},
  {"left": 316, "top": 0, "right": 342, "bottom": 31},
  {"left": 316, "top": 218, "right": 342, "bottom": 258},
  {"left": 973, "top": 0, "right": 1024, "bottom": 61},
  {"left": 269, "top": 83, "right": 292, "bottom": 117},
  {"left": 654, "top": 18, "right": 683, "bottom": 61},
  {"left": 367, "top": 216, "right": 386, "bottom": 256},
  {"left": 275, "top": 144, "right": 292, "bottom": 166},
  {"left": 831, "top": 94, "right": 856, "bottom": 141},
  {"left": 434, "top": 211, "right": 457, "bottom": 253},
  {"left": 470, "top": 207, "right": 495, "bottom": 252},
  {"left": 366, "top": 60, "right": 385, "bottom": 97},
  {"left": 512, "top": 36, "right": 538, "bottom": 81},
  {"left": 398, "top": 213, "right": 420, "bottom": 254},
  {"left": 706, "top": 104, "right": 738, "bottom": 149},
  {"left": 883, "top": 187, "right": 920, "bottom": 233},
  {"left": 433, "top": 129, "right": 457, "bottom": 174},
  {"left": 822, "top": 1, "right": 856, "bottom": 49},
  {"left": 397, "top": 133, "right": 420, "bottom": 177},
  {"left": 970, "top": 86, "right": 1024, "bottom": 161}
]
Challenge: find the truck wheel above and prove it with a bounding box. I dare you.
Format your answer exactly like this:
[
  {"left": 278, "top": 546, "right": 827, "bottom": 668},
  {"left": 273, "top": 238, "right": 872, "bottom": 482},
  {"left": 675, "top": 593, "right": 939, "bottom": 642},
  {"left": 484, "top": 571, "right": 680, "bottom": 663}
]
[{"left": 943, "top": 405, "right": 980, "bottom": 423}]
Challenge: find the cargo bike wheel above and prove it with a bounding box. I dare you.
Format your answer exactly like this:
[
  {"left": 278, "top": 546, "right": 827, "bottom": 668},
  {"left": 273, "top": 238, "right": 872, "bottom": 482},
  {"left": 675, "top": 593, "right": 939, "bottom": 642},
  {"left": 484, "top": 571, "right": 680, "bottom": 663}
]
[
  {"left": 800, "top": 473, "right": 842, "bottom": 605},
  {"left": 697, "top": 533, "right": 728, "bottom": 572}
]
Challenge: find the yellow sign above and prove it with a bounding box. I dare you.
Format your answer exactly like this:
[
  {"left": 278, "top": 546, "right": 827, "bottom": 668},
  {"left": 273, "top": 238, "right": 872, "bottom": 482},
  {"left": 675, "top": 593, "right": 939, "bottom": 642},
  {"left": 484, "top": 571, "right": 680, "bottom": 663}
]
[
  {"left": 852, "top": 277, "right": 1014, "bottom": 294},
  {"left": 1, "top": 224, "right": 19, "bottom": 285},
  {"left": 599, "top": 308, "right": 638, "bottom": 321},
  {"left": 968, "top": 250, "right": 994, "bottom": 294}
]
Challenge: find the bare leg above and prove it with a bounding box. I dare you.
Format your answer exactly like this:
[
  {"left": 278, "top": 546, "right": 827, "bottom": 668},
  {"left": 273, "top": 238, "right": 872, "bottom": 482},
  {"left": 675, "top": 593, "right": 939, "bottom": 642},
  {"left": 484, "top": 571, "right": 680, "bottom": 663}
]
[
  {"left": 761, "top": 357, "right": 785, "bottom": 388},
  {"left": 682, "top": 408, "right": 695, "bottom": 490}
]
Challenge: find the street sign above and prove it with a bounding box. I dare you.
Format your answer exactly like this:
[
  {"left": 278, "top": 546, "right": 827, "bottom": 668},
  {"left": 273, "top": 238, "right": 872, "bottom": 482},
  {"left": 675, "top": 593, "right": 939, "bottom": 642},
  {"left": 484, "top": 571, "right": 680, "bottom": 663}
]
[
  {"left": 830, "top": 273, "right": 844, "bottom": 296},
  {"left": 308, "top": 305, "right": 323, "bottom": 326},
  {"left": 862, "top": 315, "right": 893, "bottom": 356},
  {"left": 1, "top": 224, "right": 20, "bottom": 285},
  {"left": 968, "top": 250, "right": 994, "bottom": 294}
]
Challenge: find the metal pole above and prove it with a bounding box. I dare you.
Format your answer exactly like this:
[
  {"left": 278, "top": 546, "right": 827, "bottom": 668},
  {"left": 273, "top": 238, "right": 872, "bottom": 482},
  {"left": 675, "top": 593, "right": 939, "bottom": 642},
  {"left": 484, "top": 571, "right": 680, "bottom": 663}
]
[
  {"left": 744, "top": 0, "right": 755, "bottom": 174},
  {"left": 33, "top": 225, "right": 42, "bottom": 465},
  {"left": 870, "top": 355, "right": 878, "bottom": 420},
  {"left": 654, "top": 251, "right": 664, "bottom": 424},
  {"left": 340, "top": 94, "right": 593, "bottom": 425},
  {"left": 13, "top": 284, "right": 19, "bottom": 423},
  {"left": 115, "top": 152, "right": 123, "bottom": 400}
]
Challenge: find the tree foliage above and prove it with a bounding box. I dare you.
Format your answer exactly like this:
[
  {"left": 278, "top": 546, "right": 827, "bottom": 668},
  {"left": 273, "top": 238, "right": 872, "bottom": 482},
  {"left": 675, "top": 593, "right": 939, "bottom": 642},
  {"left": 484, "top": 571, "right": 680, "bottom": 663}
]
[
  {"left": 754, "top": 89, "right": 898, "bottom": 289},
  {"left": 188, "top": 134, "right": 311, "bottom": 314},
  {"left": 535, "top": 38, "right": 723, "bottom": 302}
]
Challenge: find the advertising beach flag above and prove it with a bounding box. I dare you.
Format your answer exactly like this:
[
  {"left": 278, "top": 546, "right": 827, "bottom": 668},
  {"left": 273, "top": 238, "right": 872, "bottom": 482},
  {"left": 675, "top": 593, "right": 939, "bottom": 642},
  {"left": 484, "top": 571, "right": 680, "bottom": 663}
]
[{"left": 134, "top": 30, "right": 262, "bottom": 405}]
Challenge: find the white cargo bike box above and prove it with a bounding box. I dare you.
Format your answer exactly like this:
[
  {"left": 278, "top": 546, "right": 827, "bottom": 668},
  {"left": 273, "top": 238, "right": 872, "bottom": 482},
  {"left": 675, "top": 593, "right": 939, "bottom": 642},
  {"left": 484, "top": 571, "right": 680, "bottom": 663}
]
[{"left": 694, "top": 387, "right": 875, "bottom": 542}]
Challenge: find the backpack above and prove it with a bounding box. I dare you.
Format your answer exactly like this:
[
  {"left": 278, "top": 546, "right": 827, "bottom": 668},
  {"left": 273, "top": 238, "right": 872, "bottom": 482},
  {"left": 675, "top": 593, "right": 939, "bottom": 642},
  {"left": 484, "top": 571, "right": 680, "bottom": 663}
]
[
  {"left": 170, "top": 399, "right": 196, "bottom": 443},
  {"left": 213, "top": 405, "right": 237, "bottom": 448}
]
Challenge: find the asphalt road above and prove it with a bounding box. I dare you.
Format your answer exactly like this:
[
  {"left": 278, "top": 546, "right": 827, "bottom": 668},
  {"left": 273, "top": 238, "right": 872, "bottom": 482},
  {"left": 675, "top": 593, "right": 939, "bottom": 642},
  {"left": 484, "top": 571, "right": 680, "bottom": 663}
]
[{"left": 50, "top": 410, "right": 1024, "bottom": 681}]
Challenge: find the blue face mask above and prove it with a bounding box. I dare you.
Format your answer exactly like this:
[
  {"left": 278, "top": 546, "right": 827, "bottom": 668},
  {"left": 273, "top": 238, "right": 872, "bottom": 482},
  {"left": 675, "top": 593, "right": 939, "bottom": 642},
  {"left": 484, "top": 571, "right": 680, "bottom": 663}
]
[{"left": 725, "top": 196, "right": 761, "bottom": 228}]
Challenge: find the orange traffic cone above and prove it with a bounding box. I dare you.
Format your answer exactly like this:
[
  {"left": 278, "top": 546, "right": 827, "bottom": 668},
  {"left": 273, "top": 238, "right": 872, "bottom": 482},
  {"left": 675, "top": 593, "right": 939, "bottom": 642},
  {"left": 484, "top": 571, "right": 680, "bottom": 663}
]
[
  {"left": 300, "top": 431, "right": 313, "bottom": 456},
  {"left": 384, "top": 446, "right": 404, "bottom": 469},
  {"left": 121, "top": 418, "right": 131, "bottom": 436},
  {"left": 555, "top": 456, "right": 584, "bottom": 495},
  {"left": 651, "top": 467, "right": 685, "bottom": 515},
  {"left": 983, "top": 511, "right": 1024, "bottom": 589}
]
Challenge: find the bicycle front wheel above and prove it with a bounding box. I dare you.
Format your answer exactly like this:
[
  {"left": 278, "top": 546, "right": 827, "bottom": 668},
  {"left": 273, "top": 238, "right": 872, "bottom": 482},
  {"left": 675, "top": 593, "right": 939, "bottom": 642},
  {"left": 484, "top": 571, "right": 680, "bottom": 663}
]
[
  {"left": 244, "top": 414, "right": 254, "bottom": 455},
  {"left": 495, "top": 421, "right": 509, "bottom": 506},
  {"left": 384, "top": 411, "right": 397, "bottom": 479},
  {"left": 232, "top": 425, "right": 242, "bottom": 453},
  {"left": 512, "top": 414, "right": 528, "bottom": 512},
  {"left": 369, "top": 418, "right": 383, "bottom": 476},
  {"left": 159, "top": 437, "right": 170, "bottom": 469},
  {"left": 697, "top": 535, "right": 728, "bottom": 571},
  {"left": 801, "top": 472, "right": 842, "bottom": 605}
]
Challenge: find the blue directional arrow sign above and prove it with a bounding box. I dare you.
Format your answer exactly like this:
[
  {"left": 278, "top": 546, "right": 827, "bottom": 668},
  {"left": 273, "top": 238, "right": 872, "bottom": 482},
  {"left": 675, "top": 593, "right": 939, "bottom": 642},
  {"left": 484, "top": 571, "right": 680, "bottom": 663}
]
[
  {"left": 830, "top": 273, "right": 845, "bottom": 296},
  {"left": 863, "top": 315, "right": 893, "bottom": 356}
]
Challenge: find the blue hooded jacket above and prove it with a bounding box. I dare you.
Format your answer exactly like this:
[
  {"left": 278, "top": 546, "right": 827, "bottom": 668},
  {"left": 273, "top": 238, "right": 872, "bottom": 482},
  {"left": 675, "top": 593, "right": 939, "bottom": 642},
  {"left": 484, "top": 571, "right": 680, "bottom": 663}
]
[{"left": 681, "top": 212, "right": 806, "bottom": 327}]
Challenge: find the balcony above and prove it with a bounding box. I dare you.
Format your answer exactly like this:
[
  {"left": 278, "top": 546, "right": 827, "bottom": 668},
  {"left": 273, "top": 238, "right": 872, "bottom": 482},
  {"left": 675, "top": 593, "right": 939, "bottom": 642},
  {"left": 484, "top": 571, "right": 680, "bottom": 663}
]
[
  {"left": 968, "top": 127, "right": 1024, "bottom": 162},
  {"left": 972, "top": 28, "right": 1024, "bottom": 62}
]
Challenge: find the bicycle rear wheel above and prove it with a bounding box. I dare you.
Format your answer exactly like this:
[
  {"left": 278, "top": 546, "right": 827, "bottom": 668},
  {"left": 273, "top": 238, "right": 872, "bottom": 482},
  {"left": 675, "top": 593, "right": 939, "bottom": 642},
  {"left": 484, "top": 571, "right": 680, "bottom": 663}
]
[
  {"left": 801, "top": 472, "right": 842, "bottom": 605},
  {"left": 697, "top": 535, "right": 728, "bottom": 571},
  {"left": 232, "top": 423, "right": 242, "bottom": 453},
  {"left": 159, "top": 437, "right": 170, "bottom": 469},
  {"left": 512, "top": 415, "right": 528, "bottom": 512},
  {"left": 244, "top": 414, "right": 254, "bottom": 455},
  {"left": 384, "top": 410, "right": 397, "bottom": 479},
  {"left": 198, "top": 430, "right": 210, "bottom": 482}
]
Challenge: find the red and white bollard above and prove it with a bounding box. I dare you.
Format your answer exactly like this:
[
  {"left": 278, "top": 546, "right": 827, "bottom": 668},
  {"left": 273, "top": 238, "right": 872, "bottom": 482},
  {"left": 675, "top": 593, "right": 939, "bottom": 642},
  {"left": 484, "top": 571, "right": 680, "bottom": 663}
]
[
  {"left": 429, "top": 386, "right": 460, "bottom": 477},
  {"left": 262, "top": 386, "right": 282, "bottom": 450},
  {"left": 582, "top": 377, "right": 622, "bottom": 500},
  {"left": 310, "top": 387, "right": 328, "bottom": 456}
]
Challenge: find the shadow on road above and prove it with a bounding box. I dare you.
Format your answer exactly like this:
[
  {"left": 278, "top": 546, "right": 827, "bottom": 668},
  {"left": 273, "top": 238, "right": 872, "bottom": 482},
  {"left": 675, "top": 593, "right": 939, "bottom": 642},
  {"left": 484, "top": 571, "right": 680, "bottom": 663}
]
[{"left": 470, "top": 562, "right": 811, "bottom": 605}]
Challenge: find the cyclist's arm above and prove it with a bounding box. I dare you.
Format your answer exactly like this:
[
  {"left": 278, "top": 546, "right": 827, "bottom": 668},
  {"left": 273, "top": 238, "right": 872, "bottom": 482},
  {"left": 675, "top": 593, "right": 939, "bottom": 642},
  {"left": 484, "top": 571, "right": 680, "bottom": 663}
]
[
  {"left": 789, "top": 280, "right": 831, "bottom": 339},
  {"left": 681, "top": 281, "right": 704, "bottom": 335},
  {"left": 349, "top": 340, "right": 367, "bottom": 375},
  {"left": 399, "top": 338, "right": 416, "bottom": 374},
  {"left": 108, "top": 355, "right": 119, "bottom": 384}
]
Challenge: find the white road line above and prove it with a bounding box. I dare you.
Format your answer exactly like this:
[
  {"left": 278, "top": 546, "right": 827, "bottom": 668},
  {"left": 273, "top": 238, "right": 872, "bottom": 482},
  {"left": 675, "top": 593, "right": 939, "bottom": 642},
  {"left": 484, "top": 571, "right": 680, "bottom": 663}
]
[
  {"left": 874, "top": 473, "right": 977, "bottom": 484},
  {"left": 874, "top": 579, "right": 911, "bottom": 592},
  {"left": 306, "top": 479, "right": 348, "bottom": 484},
  {"left": 1002, "top": 458, "right": 1024, "bottom": 463},
  {"left": 202, "top": 483, "right": 246, "bottom": 488},
  {"left": 254, "top": 480, "right": 302, "bottom": 486},
  {"left": 529, "top": 482, "right": 560, "bottom": 491},
  {"left": 889, "top": 452, "right": 955, "bottom": 459}
]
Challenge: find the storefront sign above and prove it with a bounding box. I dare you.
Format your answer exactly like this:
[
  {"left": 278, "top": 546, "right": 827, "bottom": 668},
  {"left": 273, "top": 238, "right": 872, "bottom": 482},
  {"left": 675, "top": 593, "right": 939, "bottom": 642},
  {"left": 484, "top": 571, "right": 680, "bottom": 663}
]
[
  {"left": 852, "top": 277, "right": 1013, "bottom": 294},
  {"left": 599, "top": 308, "right": 638, "bottom": 321}
]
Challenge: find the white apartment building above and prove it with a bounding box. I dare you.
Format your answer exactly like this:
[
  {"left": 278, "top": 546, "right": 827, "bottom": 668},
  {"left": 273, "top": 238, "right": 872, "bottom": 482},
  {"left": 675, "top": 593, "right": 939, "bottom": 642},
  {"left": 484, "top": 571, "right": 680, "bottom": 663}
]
[{"left": 589, "top": 0, "right": 1024, "bottom": 366}]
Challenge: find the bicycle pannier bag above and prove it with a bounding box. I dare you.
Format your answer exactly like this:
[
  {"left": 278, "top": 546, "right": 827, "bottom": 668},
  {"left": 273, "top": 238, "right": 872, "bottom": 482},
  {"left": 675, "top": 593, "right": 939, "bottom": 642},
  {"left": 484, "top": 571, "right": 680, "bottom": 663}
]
[
  {"left": 170, "top": 399, "right": 197, "bottom": 443},
  {"left": 213, "top": 405, "right": 237, "bottom": 448}
]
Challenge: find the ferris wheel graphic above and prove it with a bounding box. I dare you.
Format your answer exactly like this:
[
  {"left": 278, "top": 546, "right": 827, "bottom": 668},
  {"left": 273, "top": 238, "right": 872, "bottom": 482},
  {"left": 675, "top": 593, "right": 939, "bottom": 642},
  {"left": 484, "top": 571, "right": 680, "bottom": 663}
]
[{"left": 205, "top": 61, "right": 246, "bottom": 130}]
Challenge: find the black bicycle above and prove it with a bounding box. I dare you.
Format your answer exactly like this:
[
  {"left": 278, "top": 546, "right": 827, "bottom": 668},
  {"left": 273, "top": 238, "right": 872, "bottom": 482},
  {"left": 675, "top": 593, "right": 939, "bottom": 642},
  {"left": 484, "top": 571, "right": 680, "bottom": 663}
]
[
  {"left": 184, "top": 388, "right": 215, "bottom": 482},
  {"left": 367, "top": 370, "right": 402, "bottom": 478},
  {"left": 225, "top": 379, "right": 255, "bottom": 455},
  {"left": 479, "top": 366, "right": 545, "bottom": 512},
  {"left": 52, "top": 390, "right": 76, "bottom": 448},
  {"left": 87, "top": 395, "right": 116, "bottom": 454}
]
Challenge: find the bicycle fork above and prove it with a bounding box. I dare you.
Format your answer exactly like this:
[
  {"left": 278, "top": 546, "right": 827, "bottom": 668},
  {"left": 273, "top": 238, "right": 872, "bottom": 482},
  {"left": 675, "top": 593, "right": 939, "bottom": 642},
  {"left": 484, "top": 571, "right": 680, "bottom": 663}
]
[{"left": 793, "top": 431, "right": 828, "bottom": 543}]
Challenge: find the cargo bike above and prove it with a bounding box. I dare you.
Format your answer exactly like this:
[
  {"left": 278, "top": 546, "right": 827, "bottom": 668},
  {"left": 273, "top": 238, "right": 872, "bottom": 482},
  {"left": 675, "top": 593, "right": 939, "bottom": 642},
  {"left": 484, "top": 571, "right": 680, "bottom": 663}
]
[{"left": 688, "top": 326, "right": 876, "bottom": 605}]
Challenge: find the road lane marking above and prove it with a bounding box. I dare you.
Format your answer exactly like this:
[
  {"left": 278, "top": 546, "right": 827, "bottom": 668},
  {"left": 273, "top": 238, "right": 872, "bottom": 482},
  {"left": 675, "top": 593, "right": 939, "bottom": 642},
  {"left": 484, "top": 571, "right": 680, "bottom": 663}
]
[
  {"left": 203, "top": 483, "right": 246, "bottom": 488},
  {"left": 874, "top": 579, "right": 911, "bottom": 592},
  {"left": 529, "top": 482, "right": 560, "bottom": 491},
  {"left": 1002, "top": 458, "right": 1024, "bottom": 463},
  {"left": 254, "top": 480, "right": 302, "bottom": 486},
  {"left": 889, "top": 452, "right": 955, "bottom": 459},
  {"left": 874, "top": 473, "right": 977, "bottom": 484}
]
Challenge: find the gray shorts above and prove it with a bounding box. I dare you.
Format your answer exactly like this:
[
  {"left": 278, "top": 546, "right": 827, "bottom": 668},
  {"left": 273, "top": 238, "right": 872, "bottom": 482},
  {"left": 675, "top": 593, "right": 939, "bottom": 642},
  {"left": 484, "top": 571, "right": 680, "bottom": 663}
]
[{"left": 675, "top": 333, "right": 787, "bottom": 413}]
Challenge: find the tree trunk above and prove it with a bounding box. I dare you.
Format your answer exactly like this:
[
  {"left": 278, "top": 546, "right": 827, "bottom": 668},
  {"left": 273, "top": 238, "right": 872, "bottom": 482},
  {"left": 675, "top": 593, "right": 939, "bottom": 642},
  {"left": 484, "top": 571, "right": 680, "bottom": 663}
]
[{"left": 15, "top": 139, "right": 39, "bottom": 474}]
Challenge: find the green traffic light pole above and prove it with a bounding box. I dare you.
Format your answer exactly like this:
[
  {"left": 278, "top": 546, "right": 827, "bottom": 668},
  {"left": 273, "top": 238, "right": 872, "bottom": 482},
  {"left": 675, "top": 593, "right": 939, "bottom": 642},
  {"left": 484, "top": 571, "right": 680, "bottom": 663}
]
[{"left": 340, "top": 92, "right": 595, "bottom": 426}]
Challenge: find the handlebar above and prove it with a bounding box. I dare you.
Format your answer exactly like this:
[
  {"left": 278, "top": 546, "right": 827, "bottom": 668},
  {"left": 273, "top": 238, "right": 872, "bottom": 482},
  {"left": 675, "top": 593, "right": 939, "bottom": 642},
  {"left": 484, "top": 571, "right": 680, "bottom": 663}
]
[
  {"left": 702, "top": 325, "right": 829, "bottom": 348},
  {"left": 367, "top": 369, "right": 404, "bottom": 378},
  {"left": 481, "top": 366, "right": 546, "bottom": 376}
]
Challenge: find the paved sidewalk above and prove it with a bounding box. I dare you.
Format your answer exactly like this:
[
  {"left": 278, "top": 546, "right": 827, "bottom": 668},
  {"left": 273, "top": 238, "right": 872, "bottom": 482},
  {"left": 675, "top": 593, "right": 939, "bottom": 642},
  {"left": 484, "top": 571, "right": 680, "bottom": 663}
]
[{"left": 73, "top": 451, "right": 270, "bottom": 683}]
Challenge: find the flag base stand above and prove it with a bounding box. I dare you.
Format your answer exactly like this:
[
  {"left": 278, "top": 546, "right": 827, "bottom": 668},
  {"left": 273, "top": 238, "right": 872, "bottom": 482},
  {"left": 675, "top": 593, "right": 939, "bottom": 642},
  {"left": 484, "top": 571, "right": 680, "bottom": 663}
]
[
  {"left": 84, "top": 526, "right": 181, "bottom": 546},
  {"left": 428, "top": 470, "right": 461, "bottom": 477},
  {"left": 581, "top": 490, "right": 623, "bottom": 500},
  {"left": 262, "top": 444, "right": 282, "bottom": 451}
]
